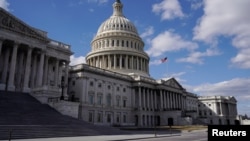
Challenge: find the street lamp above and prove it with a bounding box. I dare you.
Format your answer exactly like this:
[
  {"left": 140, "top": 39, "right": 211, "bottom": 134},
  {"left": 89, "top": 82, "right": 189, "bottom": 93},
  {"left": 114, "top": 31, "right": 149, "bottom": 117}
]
[{"left": 60, "top": 77, "right": 64, "bottom": 100}]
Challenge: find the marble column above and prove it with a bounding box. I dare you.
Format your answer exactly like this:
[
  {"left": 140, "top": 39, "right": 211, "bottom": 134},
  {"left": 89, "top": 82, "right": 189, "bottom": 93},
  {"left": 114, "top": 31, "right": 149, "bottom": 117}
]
[
  {"left": 154, "top": 90, "right": 157, "bottom": 110},
  {"left": 63, "top": 61, "right": 69, "bottom": 98},
  {"left": 114, "top": 55, "right": 116, "bottom": 69},
  {"left": 138, "top": 87, "right": 142, "bottom": 109},
  {"left": 31, "top": 54, "right": 37, "bottom": 88},
  {"left": 0, "top": 40, "right": 7, "bottom": 90},
  {"left": 143, "top": 88, "right": 146, "bottom": 109},
  {"left": 43, "top": 56, "right": 49, "bottom": 86},
  {"left": 36, "top": 52, "right": 44, "bottom": 87},
  {"left": 23, "top": 47, "right": 32, "bottom": 92},
  {"left": 7, "top": 42, "right": 18, "bottom": 91},
  {"left": 160, "top": 90, "right": 163, "bottom": 110},
  {"left": 54, "top": 59, "right": 59, "bottom": 87}
]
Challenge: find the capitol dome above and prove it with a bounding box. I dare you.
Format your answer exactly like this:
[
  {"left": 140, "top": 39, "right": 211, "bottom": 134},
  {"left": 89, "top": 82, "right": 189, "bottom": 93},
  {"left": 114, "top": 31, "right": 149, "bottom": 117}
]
[{"left": 86, "top": 0, "right": 150, "bottom": 77}]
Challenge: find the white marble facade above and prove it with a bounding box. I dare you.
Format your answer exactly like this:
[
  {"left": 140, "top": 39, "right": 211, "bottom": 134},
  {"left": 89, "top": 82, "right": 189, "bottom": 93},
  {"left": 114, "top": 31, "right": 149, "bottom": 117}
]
[
  {"left": 0, "top": 0, "right": 239, "bottom": 127},
  {"left": 69, "top": 64, "right": 198, "bottom": 126},
  {"left": 198, "top": 96, "right": 238, "bottom": 125},
  {"left": 0, "top": 7, "right": 73, "bottom": 103}
]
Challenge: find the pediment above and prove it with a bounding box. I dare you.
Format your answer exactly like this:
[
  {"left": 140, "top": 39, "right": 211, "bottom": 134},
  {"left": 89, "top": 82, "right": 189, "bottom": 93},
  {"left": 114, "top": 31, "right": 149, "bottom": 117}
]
[
  {"left": 229, "top": 96, "right": 237, "bottom": 103},
  {"left": 164, "top": 77, "right": 184, "bottom": 90},
  {"left": 0, "top": 7, "right": 48, "bottom": 42}
]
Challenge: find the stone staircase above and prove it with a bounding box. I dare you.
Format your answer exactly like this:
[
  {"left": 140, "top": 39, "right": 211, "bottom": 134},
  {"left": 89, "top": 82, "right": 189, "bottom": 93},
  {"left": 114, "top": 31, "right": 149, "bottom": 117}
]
[{"left": 0, "top": 91, "right": 130, "bottom": 140}]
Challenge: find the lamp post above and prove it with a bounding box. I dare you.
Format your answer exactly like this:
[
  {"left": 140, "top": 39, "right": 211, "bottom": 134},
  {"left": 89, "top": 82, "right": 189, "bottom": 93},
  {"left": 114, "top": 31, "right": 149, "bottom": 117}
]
[{"left": 60, "top": 77, "right": 64, "bottom": 100}]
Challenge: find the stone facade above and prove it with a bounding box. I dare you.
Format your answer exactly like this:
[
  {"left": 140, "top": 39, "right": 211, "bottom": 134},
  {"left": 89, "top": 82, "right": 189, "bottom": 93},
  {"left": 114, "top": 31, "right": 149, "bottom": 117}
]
[
  {"left": 0, "top": 7, "right": 73, "bottom": 103},
  {"left": 197, "top": 96, "right": 238, "bottom": 125},
  {"left": 0, "top": 0, "right": 240, "bottom": 127},
  {"left": 68, "top": 64, "right": 198, "bottom": 126}
]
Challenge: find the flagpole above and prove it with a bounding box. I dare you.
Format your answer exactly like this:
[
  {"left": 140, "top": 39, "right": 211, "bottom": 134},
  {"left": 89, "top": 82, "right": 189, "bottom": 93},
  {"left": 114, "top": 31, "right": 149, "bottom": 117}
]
[{"left": 166, "top": 59, "right": 168, "bottom": 78}]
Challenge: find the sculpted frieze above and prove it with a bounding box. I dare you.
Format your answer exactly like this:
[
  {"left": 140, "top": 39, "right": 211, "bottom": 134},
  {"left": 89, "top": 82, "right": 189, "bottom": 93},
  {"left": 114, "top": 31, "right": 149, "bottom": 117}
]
[{"left": 0, "top": 8, "right": 48, "bottom": 42}]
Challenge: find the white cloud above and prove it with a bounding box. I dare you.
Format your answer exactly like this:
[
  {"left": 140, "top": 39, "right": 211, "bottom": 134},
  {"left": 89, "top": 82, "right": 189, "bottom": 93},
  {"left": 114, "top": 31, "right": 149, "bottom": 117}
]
[
  {"left": 192, "top": 78, "right": 250, "bottom": 101},
  {"left": 146, "top": 30, "right": 198, "bottom": 57},
  {"left": 193, "top": 0, "right": 250, "bottom": 69},
  {"left": 190, "top": 0, "right": 203, "bottom": 10},
  {"left": 87, "top": 0, "right": 108, "bottom": 5},
  {"left": 190, "top": 77, "right": 250, "bottom": 115},
  {"left": 177, "top": 47, "right": 221, "bottom": 64},
  {"left": 70, "top": 55, "right": 86, "bottom": 66},
  {"left": 162, "top": 71, "right": 186, "bottom": 83},
  {"left": 140, "top": 26, "right": 154, "bottom": 38},
  {"left": 152, "top": 0, "right": 184, "bottom": 20},
  {"left": 0, "top": 0, "right": 10, "bottom": 11}
]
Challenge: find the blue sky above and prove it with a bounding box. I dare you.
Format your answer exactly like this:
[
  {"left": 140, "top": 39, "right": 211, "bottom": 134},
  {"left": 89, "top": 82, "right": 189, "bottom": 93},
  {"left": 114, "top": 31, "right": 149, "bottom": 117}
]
[{"left": 1, "top": 0, "right": 249, "bottom": 116}]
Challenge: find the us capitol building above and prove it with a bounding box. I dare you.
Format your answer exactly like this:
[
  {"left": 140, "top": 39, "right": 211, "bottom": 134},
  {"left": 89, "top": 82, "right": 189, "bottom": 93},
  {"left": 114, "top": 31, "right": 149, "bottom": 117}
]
[{"left": 0, "top": 0, "right": 239, "bottom": 126}]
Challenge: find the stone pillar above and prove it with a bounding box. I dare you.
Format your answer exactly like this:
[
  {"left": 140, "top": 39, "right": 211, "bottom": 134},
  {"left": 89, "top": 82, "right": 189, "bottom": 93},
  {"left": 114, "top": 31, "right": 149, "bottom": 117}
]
[
  {"left": 16, "top": 52, "right": 24, "bottom": 90},
  {"left": 160, "top": 90, "right": 163, "bottom": 110},
  {"left": 31, "top": 54, "right": 37, "bottom": 88},
  {"left": 54, "top": 59, "right": 59, "bottom": 87},
  {"left": 147, "top": 89, "right": 150, "bottom": 110},
  {"left": 220, "top": 102, "right": 223, "bottom": 115},
  {"left": 0, "top": 48, "right": 10, "bottom": 90},
  {"left": 169, "top": 92, "right": 172, "bottom": 109},
  {"left": 150, "top": 89, "right": 153, "bottom": 110},
  {"left": 119, "top": 55, "right": 122, "bottom": 69},
  {"left": 154, "top": 90, "right": 157, "bottom": 110},
  {"left": 138, "top": 87, "right": 141, "bottom": 109},
  {"left": 167, "top": 91, "right": 170, "bottom": 109},
  {"left": 63, "top": 61, "right": 69, "bottom": 98},
  {"left": 125, "top": 55, "right": 128, "bottom": 69},
  {"left": 142, "top": 88, "right": 146, "bottom": 109},
  {"left": 23, "top": 48, "right": 32, "bottom": 92},
  {"left": 114, "top": 54, "right": 116, "bottom": 69},
  {"left": 172, "top": 92, "right": 175, "bottom": 109},
  {"left": 136, "top": 56, "right": 139, "bottom": 70},
  {"left": 0, "top": 40, "right": 5, "bottom": 90},
  {"left": 36, "top": 51, "right": 44, "bottom": 87},
  {"left": 131, "top": 56, "right": 134, "bottom": 70},
  {"left": 108, "top": 55, "right": 111, "bottom": 69},
  {"left": 43, "top": 56, "right": 49, "bottom": 86},
  {"left": 7, "top": 42, "right": 18, "bottom": 91}
]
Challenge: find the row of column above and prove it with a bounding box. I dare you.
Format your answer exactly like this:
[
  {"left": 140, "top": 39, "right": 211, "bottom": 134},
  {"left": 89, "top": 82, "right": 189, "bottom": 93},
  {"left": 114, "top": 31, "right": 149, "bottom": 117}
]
[
  {"left": 93, "top": 39, "right": 143, "bottom": 52},
  {"left": 135, "top": 87, "right": 185, "bottom": 111},
  {"left": 87, "top": 54, "right": 149, "bottom": 73},
  {"left": 0, "top": 39, "right": 69, "bottom": 97}
]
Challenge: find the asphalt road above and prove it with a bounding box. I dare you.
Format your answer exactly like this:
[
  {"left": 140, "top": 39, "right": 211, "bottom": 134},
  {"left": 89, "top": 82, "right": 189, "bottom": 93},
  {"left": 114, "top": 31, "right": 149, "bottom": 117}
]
[{"left": 129, "top": 130, "right": 208, "bottom": 141}]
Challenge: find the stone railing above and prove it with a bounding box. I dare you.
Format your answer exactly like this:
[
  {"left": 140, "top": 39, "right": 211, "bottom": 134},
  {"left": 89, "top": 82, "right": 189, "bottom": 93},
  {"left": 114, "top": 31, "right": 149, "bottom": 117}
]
[
  {"left": 49, "top": 40, "right": 71, "bottom": 50},
  {"left": 70, "top": 64, "right": 133, "bottom": 80}
]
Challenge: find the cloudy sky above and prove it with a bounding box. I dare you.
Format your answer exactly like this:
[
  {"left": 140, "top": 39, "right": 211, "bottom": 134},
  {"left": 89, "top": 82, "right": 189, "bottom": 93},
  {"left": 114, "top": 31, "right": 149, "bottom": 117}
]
[{"left": 1, "top": 0, "right": 249, "bottom": 116}]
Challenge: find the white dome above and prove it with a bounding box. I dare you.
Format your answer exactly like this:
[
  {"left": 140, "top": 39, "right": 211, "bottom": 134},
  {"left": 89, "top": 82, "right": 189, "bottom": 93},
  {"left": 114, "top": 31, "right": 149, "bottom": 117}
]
[
  {"left": 97, "top": 16, "right": 138, "bottom": 35},
  {"left": 86, "top": 0, "right": 150, "bottom": 77}
]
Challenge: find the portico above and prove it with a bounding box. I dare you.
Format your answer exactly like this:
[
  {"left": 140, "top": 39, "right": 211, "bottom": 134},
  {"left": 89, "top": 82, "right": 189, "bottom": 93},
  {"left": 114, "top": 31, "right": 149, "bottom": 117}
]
[{"left": 0, "top": 7, "right": 73, "bottom": 101}]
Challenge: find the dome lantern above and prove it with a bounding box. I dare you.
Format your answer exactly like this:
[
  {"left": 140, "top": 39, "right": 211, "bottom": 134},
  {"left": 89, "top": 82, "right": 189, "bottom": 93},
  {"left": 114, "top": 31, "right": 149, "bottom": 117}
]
[{"left": 112, "top": 0, "right": 124, "bottom": 17}]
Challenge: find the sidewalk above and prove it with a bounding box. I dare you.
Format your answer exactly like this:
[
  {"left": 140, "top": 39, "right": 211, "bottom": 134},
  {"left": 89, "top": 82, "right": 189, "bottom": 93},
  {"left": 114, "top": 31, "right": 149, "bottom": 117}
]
[{"left": 4, "top": 129, "right": 207, "bottom": 141}]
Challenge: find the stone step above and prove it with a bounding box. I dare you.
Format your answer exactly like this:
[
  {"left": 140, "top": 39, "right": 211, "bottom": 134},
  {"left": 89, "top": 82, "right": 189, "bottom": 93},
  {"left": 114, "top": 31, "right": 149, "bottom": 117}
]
[{"left": 0, "top": 91, "right": 130, "bottom": 140}]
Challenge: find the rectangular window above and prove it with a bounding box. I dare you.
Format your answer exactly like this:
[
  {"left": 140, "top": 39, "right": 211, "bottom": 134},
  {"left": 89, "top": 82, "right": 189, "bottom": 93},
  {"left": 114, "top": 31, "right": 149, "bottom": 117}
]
[
  {"left": 97, "top": 113, "right": 102, "bottom": 122},
  {"left": 97, "top": 95, "right": 102, "bottom": 105},
  {"left": 107, "top": 95, "right": 111, "bottom": 106},
  {"left": 117, "top": 98, "right": 120, "bottom": 107},
  {"left": 89, "top": 95, "right": 94, "bottom": 105},
  {"left": 123, "top": 100, "right": 127, "bottom": 107}
]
